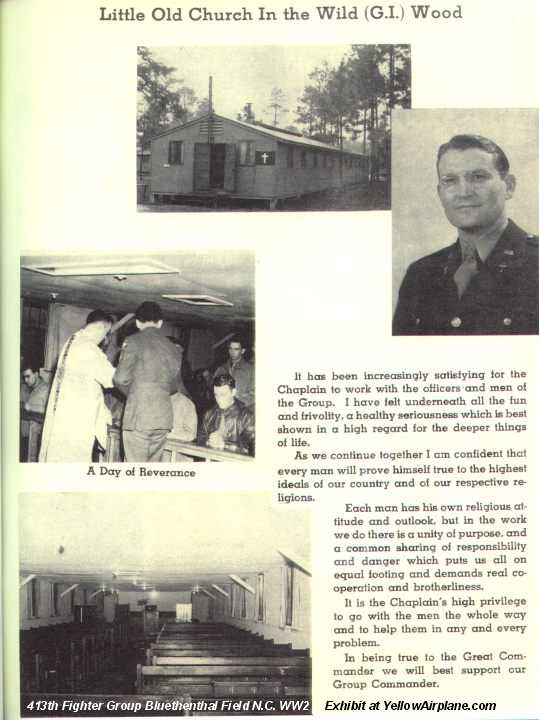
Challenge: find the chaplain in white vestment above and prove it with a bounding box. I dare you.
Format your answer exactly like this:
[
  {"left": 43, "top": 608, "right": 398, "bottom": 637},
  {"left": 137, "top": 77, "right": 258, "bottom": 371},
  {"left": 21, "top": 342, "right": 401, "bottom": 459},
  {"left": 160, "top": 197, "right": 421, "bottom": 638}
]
[{"left": 39, "top": 310, "right": 115, "bottom": 462}]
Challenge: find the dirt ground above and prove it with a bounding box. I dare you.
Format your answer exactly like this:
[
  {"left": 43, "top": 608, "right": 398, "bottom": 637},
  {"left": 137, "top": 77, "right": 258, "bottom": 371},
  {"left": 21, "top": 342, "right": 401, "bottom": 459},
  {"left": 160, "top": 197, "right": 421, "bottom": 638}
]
[{"left": 137, "top": 182, "right": 390, "bottom": 213}]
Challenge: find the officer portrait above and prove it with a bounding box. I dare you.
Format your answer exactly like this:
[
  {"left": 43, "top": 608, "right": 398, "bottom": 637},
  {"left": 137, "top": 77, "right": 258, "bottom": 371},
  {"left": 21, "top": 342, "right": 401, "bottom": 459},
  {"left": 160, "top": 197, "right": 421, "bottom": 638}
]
[{"left": 392, "top": 109, "right": 539, "bottom": 336}]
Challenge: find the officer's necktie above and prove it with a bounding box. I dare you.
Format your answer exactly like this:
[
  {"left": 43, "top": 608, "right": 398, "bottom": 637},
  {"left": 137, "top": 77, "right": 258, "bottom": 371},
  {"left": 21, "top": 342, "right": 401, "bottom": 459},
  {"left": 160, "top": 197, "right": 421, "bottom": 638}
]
[{"left": 454, "top": 238, "right": 479, "bottom": 298}]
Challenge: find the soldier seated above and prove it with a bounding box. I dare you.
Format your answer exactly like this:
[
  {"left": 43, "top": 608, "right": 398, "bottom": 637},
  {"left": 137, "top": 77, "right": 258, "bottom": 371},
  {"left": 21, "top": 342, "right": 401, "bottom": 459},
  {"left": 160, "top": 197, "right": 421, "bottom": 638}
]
[{"left": 199, "top": 373, "right": 255, "bottom": 456}]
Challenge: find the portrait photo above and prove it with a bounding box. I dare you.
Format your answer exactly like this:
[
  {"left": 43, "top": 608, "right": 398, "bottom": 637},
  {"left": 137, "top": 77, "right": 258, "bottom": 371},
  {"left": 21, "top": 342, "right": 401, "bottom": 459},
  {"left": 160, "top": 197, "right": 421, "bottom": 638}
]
[{"left": 392, "top": 109, "right": 539, "bottom": 336}]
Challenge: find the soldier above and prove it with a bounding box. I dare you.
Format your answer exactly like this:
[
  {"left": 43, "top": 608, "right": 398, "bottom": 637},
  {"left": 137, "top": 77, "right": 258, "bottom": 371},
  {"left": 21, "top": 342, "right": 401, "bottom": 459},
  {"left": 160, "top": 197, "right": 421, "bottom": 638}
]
[
  {"left": 393, "top": 134, "right": 538, "bottom": 335},
  {"left": 21, "top": 360, "right": 50, "bottom": 461},
  {"left": 214, "top": 335, "right": 254, "bottom": 407},
  {"left": 22, "top": 361, "right": 50, "bottom": 414},
  {"left": 114, "top": 301, "right": 182, "bottom": 462},
  {"left": 199, "top": 373, "right": 255, "bottom": 456}
]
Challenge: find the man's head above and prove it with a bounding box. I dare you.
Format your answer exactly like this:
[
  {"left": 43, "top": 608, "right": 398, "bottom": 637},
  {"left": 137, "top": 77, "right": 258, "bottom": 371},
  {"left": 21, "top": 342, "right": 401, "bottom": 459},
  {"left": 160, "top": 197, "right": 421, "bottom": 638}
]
[
  {"left": 213, "top": 373, "right": 236, "bottom": 411},
  {"left": 436, "top": 134, "right": 516, "bottom": 233},
  {"left": 228, "top": 336, "right": 247, "bottom": 364},
  {"left": 22, "top": 361, "right": 41, "bottom": 388},
  {"left": 135, "top": 301, "right": 163, "bottom": 331},
  {"left": 85, "top": 309, "right": 114, "bottom": 344}
]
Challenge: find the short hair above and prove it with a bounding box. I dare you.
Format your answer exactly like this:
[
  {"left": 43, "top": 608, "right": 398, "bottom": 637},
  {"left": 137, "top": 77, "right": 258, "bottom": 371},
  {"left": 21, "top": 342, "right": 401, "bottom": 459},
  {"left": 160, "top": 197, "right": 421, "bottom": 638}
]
[
  {"left": 86, "top": 309, "right": 113, "bottom": 326},
  {"left": 213, "top": 372, "right": 236, "bottom": 390},
  {"left": 228, "top": 334, "right": 247, "bottom": 349},
  {"left": 22, "top": 359, "right": 40, "bottom": 373},
  {"left": 437, "top": 134, "right": 510, "bottom": 177},
  {"left": 135, "top": 301, "right": 163, "bottom": 322}
]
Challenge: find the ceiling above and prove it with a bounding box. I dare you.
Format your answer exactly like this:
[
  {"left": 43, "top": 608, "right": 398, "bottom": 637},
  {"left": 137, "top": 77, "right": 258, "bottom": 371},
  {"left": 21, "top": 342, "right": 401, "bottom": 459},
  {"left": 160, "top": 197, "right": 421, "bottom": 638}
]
[
  {"left": 20, "top": 252, "right": 255, "bottom": 329},
  {"left": 19, "top": 493, "right": 310, "bottom": 594}
]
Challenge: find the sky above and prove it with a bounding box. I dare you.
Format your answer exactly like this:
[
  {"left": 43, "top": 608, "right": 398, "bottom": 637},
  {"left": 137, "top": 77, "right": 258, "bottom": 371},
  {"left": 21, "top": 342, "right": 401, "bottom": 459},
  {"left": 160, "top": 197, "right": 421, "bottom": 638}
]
[{"left": 150, "top": 45, "right": 354, "bottom": 126}]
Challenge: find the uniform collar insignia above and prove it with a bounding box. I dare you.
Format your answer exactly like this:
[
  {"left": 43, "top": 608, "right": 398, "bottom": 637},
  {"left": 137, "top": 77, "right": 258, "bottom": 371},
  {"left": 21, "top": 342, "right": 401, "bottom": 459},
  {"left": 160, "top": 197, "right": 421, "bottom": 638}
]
[{"left": 484, "top": 219, "right": 528, "bottom": 272}]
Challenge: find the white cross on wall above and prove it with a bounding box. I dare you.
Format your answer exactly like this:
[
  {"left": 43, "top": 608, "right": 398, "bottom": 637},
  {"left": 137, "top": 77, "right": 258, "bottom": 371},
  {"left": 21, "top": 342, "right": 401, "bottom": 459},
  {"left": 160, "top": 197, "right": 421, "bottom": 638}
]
[{"left": 261, "top": 152, "right": 269, "bottom": 163}]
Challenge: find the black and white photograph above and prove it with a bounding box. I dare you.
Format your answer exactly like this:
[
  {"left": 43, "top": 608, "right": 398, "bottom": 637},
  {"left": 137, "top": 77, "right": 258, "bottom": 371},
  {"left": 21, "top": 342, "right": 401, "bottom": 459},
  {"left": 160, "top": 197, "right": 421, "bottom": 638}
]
[
  {"left": 19, "top": 493, "right": 311, "bottom": 716},
  {"left": 391, "top": 109, "right": 539, "bottom": 336},
  {"left": 137, "top": 45, "right": 411, "bottom": 212},
  {"left": 20, "top": 251, "right": 255, "bottom": 463}
]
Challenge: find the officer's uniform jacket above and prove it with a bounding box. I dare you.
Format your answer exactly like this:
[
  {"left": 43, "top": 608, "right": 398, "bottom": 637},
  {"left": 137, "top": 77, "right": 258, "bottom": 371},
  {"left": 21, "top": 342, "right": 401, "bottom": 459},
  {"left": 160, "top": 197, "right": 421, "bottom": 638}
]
[
  {"left": 113, "top": 327, "right": 183, "bottom": 431},
  {"left": 393, "top": 220, "right": 539, "bottom": 335}
]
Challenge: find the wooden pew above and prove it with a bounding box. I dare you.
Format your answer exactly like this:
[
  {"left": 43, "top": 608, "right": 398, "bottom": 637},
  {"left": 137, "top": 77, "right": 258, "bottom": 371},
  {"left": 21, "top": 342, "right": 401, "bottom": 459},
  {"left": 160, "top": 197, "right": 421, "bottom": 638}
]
[
  {"left": 20, "top": 617, "right": 130, "bottom": 693},
  {"left": 20, "top": 409, "right": 44, "bottom": 462},
  {"left": 136, "top": 656, "right": 310, "bottom": 697},
  {"left": 160, "top": 622, "right": 241, "bottom": 630},
  {"left": 159, "top": 628, "right": 242, "bottom": 632},
  {"left": 140, "top": 623, "right": 311, "bottom": 700},
  {"left": 160, "top": 622, "right": 233, "bottom": 630},
  {"left": 153, "top": 641, "right": 284, "bottom": 654},
  {"left": 157, "top": 628, "right": 248, "bottom": 640},
  {"left": 105, "top": 426, "right": 253, "bottom": 463},
  {"left": 151, "top": 656, "right": 308, "bottom": 668},
  {"left": 147, "top": 647, "right": 302, "bottom": 662}
]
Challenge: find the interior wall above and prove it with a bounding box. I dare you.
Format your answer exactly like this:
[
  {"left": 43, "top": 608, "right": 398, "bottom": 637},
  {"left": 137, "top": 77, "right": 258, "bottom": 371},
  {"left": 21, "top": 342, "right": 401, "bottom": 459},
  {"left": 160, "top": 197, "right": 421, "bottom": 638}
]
[
  {"left": 225, "top": 616, "right": 310, "bottom": 650},
  {"left": 19, "top": 581, "right": 91, "bottom": 630},
  {"left": 192, "top": 593, "right": 210, "bottom": 621},
  {"left": 214, "top": 566, "right": 311, "bottom": 650},
  {"left": 186, "top": 327, "right": 216, "bottom": 371},
  {"left": 118, "top": 590, "right": 191, "bottom": 612},
  {"left": 44, "top": 303, "right": 91, "bottom": 371},
  {"left": 103, "top": 593, "right": 118, "bottom": 622}
]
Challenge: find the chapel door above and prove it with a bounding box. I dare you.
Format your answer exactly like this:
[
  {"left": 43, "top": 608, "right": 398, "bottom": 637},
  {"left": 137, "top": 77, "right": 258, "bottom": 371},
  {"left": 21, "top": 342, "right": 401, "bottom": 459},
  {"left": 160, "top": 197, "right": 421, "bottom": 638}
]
[
  {"left": 193, "top": 143, "right": 210, "bottom": 191},
  {"left": 209, "top": 143, "right": 226, "bottom": 189}
]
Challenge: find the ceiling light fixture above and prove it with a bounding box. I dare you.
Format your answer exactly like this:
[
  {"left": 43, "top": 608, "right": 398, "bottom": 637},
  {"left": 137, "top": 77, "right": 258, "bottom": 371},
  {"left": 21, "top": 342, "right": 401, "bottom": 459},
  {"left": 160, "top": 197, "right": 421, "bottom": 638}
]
[
  {"left": 162, "top": 294, "right": 233, "bottom": 307},
  {"left": 22, "top": 259, "right": 181, "bottom": 276}
]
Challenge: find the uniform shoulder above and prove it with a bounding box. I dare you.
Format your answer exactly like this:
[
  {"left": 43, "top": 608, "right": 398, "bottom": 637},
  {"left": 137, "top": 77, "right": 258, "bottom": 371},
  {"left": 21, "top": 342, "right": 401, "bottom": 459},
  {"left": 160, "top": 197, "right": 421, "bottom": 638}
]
[
  {"left": 238, "top": 357, "right": 254, "bottom": 372},
  {"left": 120, "top": 332, "right": 142, "bottom": 350},
  {"left": 170, "top": 339, "right": 184, "bottom": 355},
  {"left": 405, "top": 243, "right": 456, "bottom": 274},
  {"left": 164, "top": 337, "right": 183, "bottom": 362},
  {"left": 236, "top": 399, "right": 253, "bottom": 415},
  {"left": 505, "top": 219, "right": 538, "bottom": 249}
]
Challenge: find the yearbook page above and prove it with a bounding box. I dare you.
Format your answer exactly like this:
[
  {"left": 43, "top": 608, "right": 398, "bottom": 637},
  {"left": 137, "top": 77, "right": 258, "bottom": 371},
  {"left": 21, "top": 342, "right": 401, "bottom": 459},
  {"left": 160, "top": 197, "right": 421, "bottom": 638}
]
[{"left": 1, "top": 1, "right": 538, "bottom": 719}]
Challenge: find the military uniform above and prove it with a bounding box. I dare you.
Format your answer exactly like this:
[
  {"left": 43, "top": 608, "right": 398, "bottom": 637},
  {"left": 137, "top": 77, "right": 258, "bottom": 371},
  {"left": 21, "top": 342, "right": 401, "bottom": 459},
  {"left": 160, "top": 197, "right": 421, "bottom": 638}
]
[
  {"left": 199, "top": 399, "right": 255, "bottom": 456},
  {"left": 393, "top": 220, "right": 539, "bottom": 335},
  {"left": 114, "top": 328, "right": 183, "bottom": 461}
]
